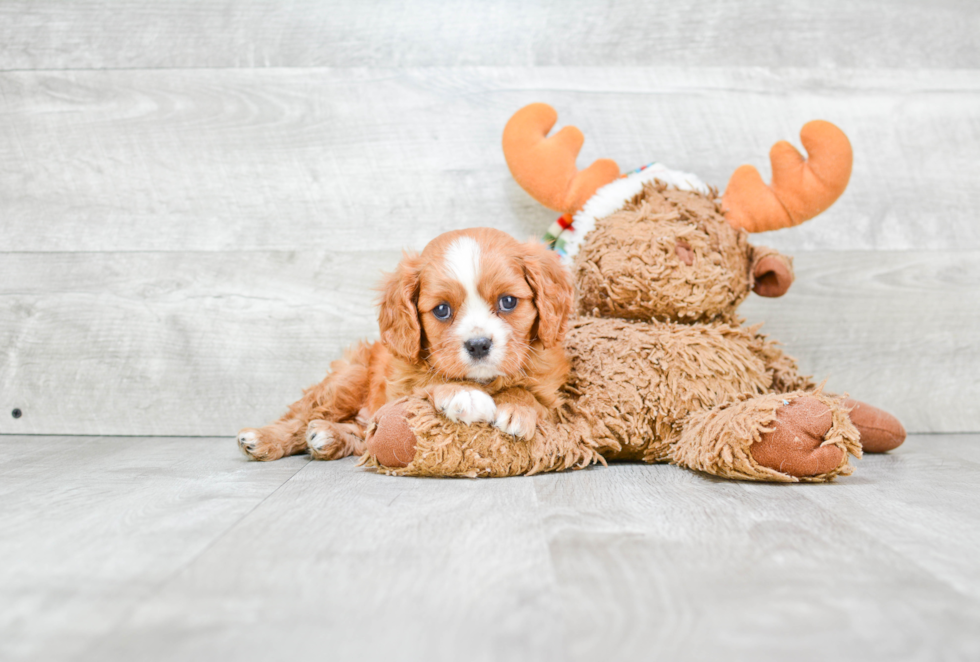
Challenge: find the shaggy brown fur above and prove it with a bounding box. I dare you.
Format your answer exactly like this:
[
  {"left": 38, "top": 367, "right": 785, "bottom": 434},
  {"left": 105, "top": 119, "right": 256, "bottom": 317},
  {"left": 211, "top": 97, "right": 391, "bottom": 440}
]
[
  {"left": 576, "top": 187, "right": 752, "bottom": 323},
  {"left": 362, "top": 184, "right": 902, "bottom": 482}
]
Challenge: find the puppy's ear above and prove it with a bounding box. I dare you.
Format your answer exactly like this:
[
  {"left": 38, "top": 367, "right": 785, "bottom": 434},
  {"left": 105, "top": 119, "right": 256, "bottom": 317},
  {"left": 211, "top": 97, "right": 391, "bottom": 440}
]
[
  {"left": 522, "top": 241, "right": 574, "bottom": 348},
  {"left": 378, "top": 252, "right": 424, "bottom": 362}
]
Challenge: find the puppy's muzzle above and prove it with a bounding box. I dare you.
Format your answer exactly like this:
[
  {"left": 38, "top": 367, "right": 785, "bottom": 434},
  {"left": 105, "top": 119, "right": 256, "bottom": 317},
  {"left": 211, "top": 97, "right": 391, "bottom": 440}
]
[{"left": 464, "top": 336, "right": 492, "bottom": 360}]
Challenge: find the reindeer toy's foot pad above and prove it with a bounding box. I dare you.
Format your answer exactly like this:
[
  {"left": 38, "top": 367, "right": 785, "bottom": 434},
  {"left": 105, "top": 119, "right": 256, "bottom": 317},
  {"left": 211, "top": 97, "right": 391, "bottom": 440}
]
[
  {"left": 365, "top": 401, "right": 418, "bottom": 469},
  {"left": 752, "top": 396, "right": 848, "bottom": 478}
]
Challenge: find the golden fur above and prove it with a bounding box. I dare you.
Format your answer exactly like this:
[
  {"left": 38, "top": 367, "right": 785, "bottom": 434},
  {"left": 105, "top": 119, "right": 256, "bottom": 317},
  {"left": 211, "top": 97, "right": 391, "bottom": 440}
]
[{"left": 237, "top": 227, "right": 573, "bottom": 461}]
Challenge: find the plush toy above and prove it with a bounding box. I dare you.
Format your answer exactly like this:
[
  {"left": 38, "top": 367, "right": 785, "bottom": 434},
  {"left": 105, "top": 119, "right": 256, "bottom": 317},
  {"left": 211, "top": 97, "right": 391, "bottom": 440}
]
[{"left": 361, "top": 103, "right": 906, "bottom": 482}]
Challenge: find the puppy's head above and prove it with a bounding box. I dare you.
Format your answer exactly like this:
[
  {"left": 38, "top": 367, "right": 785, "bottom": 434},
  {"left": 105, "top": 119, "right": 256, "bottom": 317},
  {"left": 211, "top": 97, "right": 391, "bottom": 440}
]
[{"left": 378, "top": 228, "right": 573, "bottom": 381}]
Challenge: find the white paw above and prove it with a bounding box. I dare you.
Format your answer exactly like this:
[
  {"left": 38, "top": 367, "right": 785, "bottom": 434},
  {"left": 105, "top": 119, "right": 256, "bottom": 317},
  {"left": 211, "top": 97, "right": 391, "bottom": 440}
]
[
  {"left": 306, "top": 421, "right": 334, "bottom": 452},
  {"left": 493, "top": 404, "right": 536, "bottom": 440},
  {"left": 237, "top": 430, "right": 259, "bottom": 457},
  {"left": 437, "top": 388, "right": 497, "bottom": 424}
]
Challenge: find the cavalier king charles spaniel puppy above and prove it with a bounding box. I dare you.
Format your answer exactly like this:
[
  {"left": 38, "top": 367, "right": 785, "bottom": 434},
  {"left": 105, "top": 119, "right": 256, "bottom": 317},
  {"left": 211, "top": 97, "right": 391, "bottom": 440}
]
[{"left": 237, "top": 227, "right": 573, "bottom": 461}]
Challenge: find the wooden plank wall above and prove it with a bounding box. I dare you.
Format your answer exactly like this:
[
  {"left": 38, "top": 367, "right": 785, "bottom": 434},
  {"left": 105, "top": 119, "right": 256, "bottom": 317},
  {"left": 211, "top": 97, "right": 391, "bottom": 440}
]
[{"left": 0, "top": 1, "right": 977, "bottom": 436}]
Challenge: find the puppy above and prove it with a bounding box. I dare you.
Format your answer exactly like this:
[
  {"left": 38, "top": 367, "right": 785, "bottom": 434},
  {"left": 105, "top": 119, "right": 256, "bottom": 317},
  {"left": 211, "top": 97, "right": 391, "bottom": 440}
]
[{"left": 237, "top": 227, "right": 574, "bottom": 461}]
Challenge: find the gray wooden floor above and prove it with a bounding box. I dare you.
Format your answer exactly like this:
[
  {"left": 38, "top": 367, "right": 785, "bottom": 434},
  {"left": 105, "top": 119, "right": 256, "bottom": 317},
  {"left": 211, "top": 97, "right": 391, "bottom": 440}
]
[
  {"left": 2, "top": 434, "right": 979, "bottom": 662},
  {"left": 2, "top": 1, "right": 979, "bottom": 660}
]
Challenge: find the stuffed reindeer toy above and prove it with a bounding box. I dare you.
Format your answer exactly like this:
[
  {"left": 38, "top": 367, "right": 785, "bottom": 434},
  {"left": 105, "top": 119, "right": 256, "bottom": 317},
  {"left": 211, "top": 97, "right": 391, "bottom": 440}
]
[{"left": 360, "top": 103, "right": 906, "bottom": 482}]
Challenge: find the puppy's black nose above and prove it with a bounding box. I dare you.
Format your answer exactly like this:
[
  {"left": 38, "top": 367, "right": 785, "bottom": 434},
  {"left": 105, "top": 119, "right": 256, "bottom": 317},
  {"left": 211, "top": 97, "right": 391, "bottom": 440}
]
[{"left": 464, "top": 337, "right": 492, "bottom": 360}]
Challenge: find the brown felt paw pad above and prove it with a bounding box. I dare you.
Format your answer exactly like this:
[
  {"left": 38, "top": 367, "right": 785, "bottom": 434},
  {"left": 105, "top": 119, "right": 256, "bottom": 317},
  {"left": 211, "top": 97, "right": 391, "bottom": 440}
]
[
  {"left": 751, "top": 396, "right": 844, "bottom": 478},
  {"left": 365, "top": 402, "right": 417, "bottom": 468}
]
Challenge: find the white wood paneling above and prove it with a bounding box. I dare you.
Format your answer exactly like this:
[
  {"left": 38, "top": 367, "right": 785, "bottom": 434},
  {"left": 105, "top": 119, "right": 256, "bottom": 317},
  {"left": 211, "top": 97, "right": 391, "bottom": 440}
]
[
  {"left": 740, "top": 250, "right": 980, "bottom": 433},
  {"left": 0, "top": 250, "right": 390, "bottom": 437},
  {"left": 0, "top": 0, "right": 977, "bottom": 71},
  {"left": 0, "top": 4, "right": 975, "bottom": 438},
  {"left": 1, "top": 68, "right": 978, "bottom": 254}
]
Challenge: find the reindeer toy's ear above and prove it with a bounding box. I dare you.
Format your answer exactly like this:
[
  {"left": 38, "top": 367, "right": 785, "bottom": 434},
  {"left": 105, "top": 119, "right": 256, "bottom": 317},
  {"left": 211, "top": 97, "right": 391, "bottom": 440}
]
[{"left": 723, "top": 121, "right": 853, "bottom": 233}]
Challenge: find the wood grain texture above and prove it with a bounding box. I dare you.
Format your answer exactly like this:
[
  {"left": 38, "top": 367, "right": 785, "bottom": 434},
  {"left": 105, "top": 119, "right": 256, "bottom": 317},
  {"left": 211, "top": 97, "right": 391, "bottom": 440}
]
[
  {"left": 0, "top": 435, "right": 306, "bottom": 662},
  {"left": 77, "top": 441, "right": 565, "bottom": 662},
  {"left": 1, "top": 434, "right": 978, "bottom": 662},
  {"left": 1, "top": 67, "right": 978, "bottom": 254},
  {"left": 535, "top": 444, "right": 980, "bottom": 661},
  {"left": 0, "top": 0, "right": 977, "bottom": 71},
  {"left": 0, "top": 250, "right": 974, "bottom": 437}
]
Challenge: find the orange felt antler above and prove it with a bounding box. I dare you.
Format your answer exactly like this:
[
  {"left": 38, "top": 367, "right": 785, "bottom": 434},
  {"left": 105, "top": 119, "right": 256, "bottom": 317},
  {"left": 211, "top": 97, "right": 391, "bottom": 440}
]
[
  {"left": 723, "top": 120, "right": 853, "bottom": 233},
  {"left": 502, "top": 103, "right": 620, "bottom": 214}
]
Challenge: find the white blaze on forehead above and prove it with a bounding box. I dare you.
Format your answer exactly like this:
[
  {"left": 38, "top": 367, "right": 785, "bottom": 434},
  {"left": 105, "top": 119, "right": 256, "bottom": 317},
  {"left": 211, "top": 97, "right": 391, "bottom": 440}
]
[
  {"left": 444, "top": 236, "right": 511, "bottom": 380},
  {"left": 445, "top": 236, "right": 482, "bottom": 293}
]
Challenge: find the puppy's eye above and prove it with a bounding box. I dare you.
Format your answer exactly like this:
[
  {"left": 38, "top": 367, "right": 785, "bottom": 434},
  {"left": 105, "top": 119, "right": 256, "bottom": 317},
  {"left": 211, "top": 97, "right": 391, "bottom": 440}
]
[
  {"left": 497, "top": 295, "right": 518, "bottom": 312},
  {"left": 432, "top": 303, "right": 452, "bottom": 320}
]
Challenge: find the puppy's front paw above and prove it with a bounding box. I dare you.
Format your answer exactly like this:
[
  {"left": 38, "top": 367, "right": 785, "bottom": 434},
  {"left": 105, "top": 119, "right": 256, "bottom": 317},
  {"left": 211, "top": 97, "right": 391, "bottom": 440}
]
[
  {"left": 434, "top": 387, "right": 497, "bottom": 424},
  {"left": 494, "top": 403, "right": 537, "bottom": 440}
]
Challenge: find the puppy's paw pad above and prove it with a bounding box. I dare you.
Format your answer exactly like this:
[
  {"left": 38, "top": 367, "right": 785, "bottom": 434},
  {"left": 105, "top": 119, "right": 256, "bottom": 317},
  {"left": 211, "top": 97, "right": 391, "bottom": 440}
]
[
  {"left": 438, "top": 389, "right": 497, "bottom": 424},
  {"left": 494, "top": 404, "right": 537, "bottom": 440}
]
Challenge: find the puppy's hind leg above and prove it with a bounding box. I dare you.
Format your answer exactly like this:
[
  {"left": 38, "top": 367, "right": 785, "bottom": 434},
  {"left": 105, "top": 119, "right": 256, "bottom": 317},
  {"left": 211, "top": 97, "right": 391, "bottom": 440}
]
[
  {"left": 306, "top": 420, "right": 367, "bottom": 460},
  {"left": 237, "top": 341, "right": 378, "bottom": 462},
  {"left": 238, "top": 418, "right": 309, "bottom": 462}
]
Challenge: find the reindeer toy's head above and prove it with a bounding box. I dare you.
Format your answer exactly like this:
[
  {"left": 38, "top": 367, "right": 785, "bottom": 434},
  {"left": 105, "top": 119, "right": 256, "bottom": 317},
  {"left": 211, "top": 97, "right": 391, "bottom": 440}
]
[{"left": 502, "top": 103, "right": 853, "bottom": 324}]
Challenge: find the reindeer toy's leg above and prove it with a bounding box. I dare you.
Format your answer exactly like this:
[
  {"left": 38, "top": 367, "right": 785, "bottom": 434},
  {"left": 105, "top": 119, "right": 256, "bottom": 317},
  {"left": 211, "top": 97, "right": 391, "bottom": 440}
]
[
  {"left": 362, "top": 396, "right": 602, "bottom": 478},
  {"left": 754, "top": 333, "right": 907, "bottom": 457},
  {"left": 670, "top": 390, "right": 861, "bottom": 482}
]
